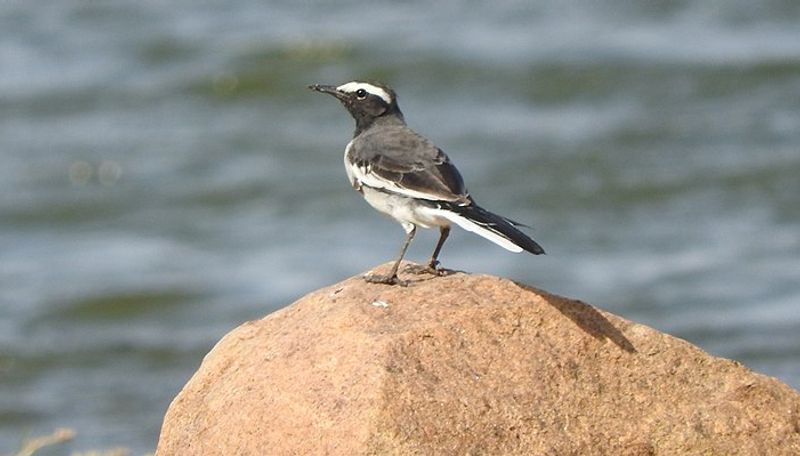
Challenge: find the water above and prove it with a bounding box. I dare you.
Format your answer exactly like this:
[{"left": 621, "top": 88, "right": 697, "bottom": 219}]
[{"left": 1, "top": 1, "right": 799, "bottom": 453}]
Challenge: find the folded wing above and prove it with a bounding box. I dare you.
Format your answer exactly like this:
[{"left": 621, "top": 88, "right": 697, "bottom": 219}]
[{"left": 348, "top": 125, "right": 470, "bottom": 204}]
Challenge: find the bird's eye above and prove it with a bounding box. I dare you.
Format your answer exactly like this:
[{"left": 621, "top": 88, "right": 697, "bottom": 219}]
[{"left": 355, "top": 89, "right": 368, "bottom": 99}]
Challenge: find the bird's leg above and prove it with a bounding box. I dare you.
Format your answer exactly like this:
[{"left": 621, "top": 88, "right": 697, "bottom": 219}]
[
  {"left": 428, "top": 226, "right": 450, "bottom": 273},
  {"left": 365, "top": 224, "right": 416, "bottom": 286},
  {"left": 406, "top": 226, "right": 450, "bottom": 276}
]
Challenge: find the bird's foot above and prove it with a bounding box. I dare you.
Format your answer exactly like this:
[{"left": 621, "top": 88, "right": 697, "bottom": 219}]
[
  {"left": 364, "top": 273, "right": 408, "bottom": 287},
  {"left": 404, "top": 261, "right": 447, "bottom": 276}
]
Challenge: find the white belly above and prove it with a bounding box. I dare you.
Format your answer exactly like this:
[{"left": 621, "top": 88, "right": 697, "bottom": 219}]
[{"left": 361, "top": 186, "right": 450, "bottom": 229}]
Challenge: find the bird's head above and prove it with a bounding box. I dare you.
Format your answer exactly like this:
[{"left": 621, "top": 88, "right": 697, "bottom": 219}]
[{"left": 309, "top": 81, "right": 403, "bottom": 132}]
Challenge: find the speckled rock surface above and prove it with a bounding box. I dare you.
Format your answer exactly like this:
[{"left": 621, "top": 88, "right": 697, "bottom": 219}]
[{"left": 156, "top": 263, "right": 800, "bottom": 455}]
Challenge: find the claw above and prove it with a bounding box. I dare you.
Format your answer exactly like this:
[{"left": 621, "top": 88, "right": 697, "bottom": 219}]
[
  {"left": 404, "top": 262, "right": 446, "bottom": 277},
  {"left": 428, "top": 260, "right": 445, "bottom": 275},
  {"left": 364, "top": 274, "right": 408, "bottom": 287}
]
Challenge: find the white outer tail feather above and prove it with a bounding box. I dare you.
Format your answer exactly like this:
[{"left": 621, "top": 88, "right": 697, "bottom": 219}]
[{"left": 426, "top": 209, "right": 524, "bottom": 253}]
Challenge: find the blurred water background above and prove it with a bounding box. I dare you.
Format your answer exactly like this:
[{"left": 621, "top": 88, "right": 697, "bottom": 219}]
[{"left": 1, "top": 0, "right": 799, "bottom": 453}]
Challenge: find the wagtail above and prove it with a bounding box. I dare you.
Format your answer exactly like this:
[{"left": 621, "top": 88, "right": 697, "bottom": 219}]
[{"left": 309, "top": 81, "right": 544, "bottom": 285}]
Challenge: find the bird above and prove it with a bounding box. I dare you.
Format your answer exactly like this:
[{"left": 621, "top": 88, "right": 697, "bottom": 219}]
[{"left": 309, "top": 80, "right": 544, "bottom": 285}]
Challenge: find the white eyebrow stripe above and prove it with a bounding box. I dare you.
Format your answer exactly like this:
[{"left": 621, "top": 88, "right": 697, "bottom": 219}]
[{"left": 336, "top": 82, "right": 392, "bottom": 104}]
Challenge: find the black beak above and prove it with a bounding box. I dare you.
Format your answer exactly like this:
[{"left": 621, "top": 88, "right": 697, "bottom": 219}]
[{"left": 308, "top": 84, "right": 346, "bottom": 100}]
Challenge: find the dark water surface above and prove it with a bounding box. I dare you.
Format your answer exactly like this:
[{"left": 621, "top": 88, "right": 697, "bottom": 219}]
[{"left": 2, "top": 1, "right": 799, "bottom": 452}]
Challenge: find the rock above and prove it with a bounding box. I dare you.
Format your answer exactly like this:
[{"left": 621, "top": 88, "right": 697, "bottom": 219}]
[{"left": 155, "top": 263, "right": 800, "bottom": 455}]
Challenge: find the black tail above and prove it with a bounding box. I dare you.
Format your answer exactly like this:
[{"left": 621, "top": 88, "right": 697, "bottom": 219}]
[{"left": 442, "top": 203, "right": 545, "bottom": 255}]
